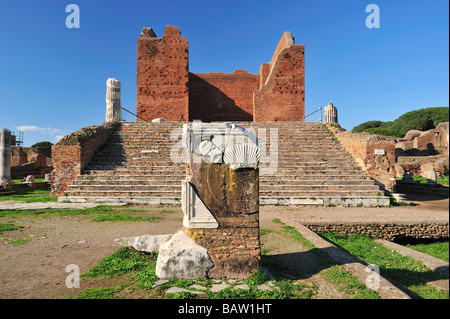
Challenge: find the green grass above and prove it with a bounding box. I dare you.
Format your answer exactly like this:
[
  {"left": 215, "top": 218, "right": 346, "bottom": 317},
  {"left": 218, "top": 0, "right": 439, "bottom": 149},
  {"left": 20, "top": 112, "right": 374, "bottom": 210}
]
[
  {"left": 0, "top": 188, "right": 57, "bottom": 203},
  {"left": 319, "top": 232, "right": 449, "bottom": 299},
  {"left": 11, "top": 178, "right": 45, "bottom": 184},
  {"left": 0, "top": 205, "right": 163, "bottom": 223},
  {"left": 82, "top": 248, "right": 156, "bottom": 278},
  {"left": 325, "top": 265, "right": 381, "bottom": 299},
  {"left": 406, "top": 241, "right": 449, "bottom": 263},
  {"left": 72, "top": 223, "right": 386, "bottom": 300},
  {"left": 396, "top": 174, "right": 449, "bottom": 186},
  {"left": 10, "top": 239, "right": 31, "bottom": 245},
  {"left": 275, "top": 220, "right": 380, "bottom": 299},
  {"left": 0, "top": 222, "right": 23, "bottom": 235},
  {"left": 73, "top": 286, "right": 124, "bottom": 299},
  {"left": 436, "top": 175, "right": 449, "bottom": 185}
]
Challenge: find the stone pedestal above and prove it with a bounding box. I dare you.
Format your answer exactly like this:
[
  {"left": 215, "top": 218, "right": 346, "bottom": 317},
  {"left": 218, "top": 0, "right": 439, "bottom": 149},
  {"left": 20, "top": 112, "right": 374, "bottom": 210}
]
[
  {"left": 0, "top": 129, "right": 12, "bottom": 186},
  {"left": 105, "top": 78, "right": 121, "bottom": 122},
  {"left": 181, "top": 122, "right": 261, "bottom": 279}
]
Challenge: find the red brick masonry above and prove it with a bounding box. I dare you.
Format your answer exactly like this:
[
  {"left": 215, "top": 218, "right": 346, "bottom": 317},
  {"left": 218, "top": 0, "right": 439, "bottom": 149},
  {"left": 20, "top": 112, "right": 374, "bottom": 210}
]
[
  {"left": 51, "top": 122, "right": 119, "bottom": 196},
  {"left": 137, "top": 26, "right": 305, "bottom": 122}
]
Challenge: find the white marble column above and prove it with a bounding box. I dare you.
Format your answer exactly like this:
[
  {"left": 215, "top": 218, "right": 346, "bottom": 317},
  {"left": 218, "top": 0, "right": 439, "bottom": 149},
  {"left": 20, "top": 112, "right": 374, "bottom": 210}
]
[
  {"left": 105, "top": 78, "right": 121, "bottom": 122},
  {"left": 324, "top": 101, "right": 338, "bottom": 124},
  {"left": 0, "top": 129, "right": 12, "bottom": 186}
]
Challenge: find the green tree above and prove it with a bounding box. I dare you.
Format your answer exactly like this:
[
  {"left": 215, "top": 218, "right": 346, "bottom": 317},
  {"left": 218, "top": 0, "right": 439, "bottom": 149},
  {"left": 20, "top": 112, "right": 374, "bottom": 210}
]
[
  {"left": 352, "top": 107, "right": 449, "bottom": 138},
  {"left": 31, "top": 141, "right": 53, "bottom": 149}
]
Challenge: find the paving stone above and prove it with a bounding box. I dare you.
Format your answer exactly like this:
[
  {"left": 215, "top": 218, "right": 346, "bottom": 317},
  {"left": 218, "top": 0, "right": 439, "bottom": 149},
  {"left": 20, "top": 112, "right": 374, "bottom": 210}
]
[
  {"left": 165, "top": 287, "right": 205, "bottom": 296},
  {"left": 209, "top": 283, "right": 230, "bottom": 292}
]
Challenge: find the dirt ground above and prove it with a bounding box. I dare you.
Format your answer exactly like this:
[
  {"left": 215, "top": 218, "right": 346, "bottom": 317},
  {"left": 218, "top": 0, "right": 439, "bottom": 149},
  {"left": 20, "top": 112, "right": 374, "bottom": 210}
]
[{"left": 0, "top": 196, "right": 448, "bottom": 299}]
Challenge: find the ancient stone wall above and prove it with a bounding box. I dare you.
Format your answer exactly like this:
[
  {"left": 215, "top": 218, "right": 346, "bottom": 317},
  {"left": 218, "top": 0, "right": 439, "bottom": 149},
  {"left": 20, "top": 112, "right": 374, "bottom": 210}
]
[
  {"left": 396, "top": 122, "right": 449, "bottom": 156},
  {"left": 397, "top": 155, "right": 449, "bottom": 177},
  {"left": 136, "top": 26, "right": 189, "bottom": 121},
  {"left": 189, "top": 70, "right": 259, "bottom": 121},
  {"left": 253, "top": 32, "right": 305, "bottom": 121},
  {"left": 136, "top": 26, "right": 305, "bottom": 122},
  {"left": 307, "top": 223, "right": 449, "bottom": 241},
  {"left": 327, "top": 124, "right": 397, "bottom": 191},
  {"left": 51, "top": 122, "right": 119, "bottom": 196}
]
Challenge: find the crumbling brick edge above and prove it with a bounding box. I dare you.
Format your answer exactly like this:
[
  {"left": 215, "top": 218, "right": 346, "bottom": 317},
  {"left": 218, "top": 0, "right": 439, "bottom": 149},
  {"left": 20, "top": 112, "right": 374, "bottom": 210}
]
[{"left": 51, "top": 122, "right": 120, "bottom": 197}]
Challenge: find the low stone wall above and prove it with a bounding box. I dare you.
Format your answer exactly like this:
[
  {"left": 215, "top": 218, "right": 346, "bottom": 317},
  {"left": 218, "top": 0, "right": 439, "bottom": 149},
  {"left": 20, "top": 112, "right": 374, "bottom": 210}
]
[
  {"left": 396, "top": 155, "right": 449, "bottom": 177},
  {"left": 3, "top": 181, "right": 50, "bottom": 192},
  {"left": 326, "top": 124, "right": 397, "bottom": 191},
  {"left": 307, "top": 223, "right": 449, "bottom": 241},
  {"left": 51, "top": 122, "right": 119, "bottom": 196}
]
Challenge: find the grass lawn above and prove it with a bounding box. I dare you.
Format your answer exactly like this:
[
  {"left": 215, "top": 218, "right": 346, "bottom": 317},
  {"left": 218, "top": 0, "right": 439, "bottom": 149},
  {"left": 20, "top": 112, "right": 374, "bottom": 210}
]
[
  {"left": 406, "top": 241, "right": 449, "bottom": 263},
  {"left": 0, "top": 188, "right": 57, "bottom": 203},
  {"left": 319, "top": 232, "right": 449, "bottom": 299}
]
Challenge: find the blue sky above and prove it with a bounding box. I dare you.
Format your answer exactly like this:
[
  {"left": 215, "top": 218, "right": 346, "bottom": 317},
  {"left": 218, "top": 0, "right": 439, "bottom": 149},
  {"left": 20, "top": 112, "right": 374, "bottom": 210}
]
[{"left": 0, "top": 0, "right": 448, "bottom": 147}]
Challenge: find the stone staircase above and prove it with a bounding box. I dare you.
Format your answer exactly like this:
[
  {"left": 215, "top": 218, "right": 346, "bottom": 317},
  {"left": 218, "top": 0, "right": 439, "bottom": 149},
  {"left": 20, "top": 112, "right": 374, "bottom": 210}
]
[{"left": 60, "top": 121, "right": 390, "bottom": 206}]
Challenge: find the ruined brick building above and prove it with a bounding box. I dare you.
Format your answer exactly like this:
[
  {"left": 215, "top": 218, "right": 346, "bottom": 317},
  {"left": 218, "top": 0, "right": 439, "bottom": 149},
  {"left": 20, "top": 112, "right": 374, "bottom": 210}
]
[
  {"left": 136, "top": 25, "right": 305, "bottom": 122},
  {"left": 50, "top": 25, "right": 396, "bottom": 208}
]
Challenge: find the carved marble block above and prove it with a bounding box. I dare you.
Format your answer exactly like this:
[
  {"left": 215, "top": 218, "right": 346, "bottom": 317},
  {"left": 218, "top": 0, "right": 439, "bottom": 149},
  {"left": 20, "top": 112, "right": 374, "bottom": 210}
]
[{"left": 181, "top": 122, "right": 261, "bottom": 279}]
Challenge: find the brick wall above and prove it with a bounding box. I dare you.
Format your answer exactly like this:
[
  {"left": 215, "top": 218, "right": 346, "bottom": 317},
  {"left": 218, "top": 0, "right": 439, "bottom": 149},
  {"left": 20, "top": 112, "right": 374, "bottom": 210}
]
[
  {"left": 189, "top": 70, "right": 259, "bottom": 121},
  {"left": 51, "top": 122, "right": 119, "bottom": 196},
  {"left": 136, "top": 26, "right": 305, "bottom": 122},
  {"left": 136, "top": 26, "right": 189, "bottom": 121},
  {"left": 254, "top": 32, "right": 305, "bottom": 121},
  {"left": 327, "top": 124, "right": 397, "bottom": 191},
  {"left": 396, "top": 122, "right": 449, "bottom": 156}
]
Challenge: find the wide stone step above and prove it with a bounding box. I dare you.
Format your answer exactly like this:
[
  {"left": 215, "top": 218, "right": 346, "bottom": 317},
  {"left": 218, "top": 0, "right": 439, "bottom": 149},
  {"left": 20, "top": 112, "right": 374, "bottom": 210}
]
[
  {"left": 65, "top": 190, "right": 181, "bottom": 197},
  {"left": 68, "top": 184, "right": 182, "bottom": 191},
  {"left": 261, "top": 179, "right": 375, "bottom": 186},
  {"left": 59, "top": 196, "right": 182, "bottom": 205},
  {"left": 77, "top": 174, "right": 185, "bottom": 180},
  {"left": 259, "top": 189, "right": 382, "bottom": 197},
  {"left": 81, "top": 169, "right": 185, "bottom": 176},
  {"left": 260, "top": 184, "right": 380, "bottom": 191},
  {"left": 72, "top": 179, "right": 181, "bottom": 186},
  {"left": 259, "top": 196, "right": 390, "bottom": 206}
]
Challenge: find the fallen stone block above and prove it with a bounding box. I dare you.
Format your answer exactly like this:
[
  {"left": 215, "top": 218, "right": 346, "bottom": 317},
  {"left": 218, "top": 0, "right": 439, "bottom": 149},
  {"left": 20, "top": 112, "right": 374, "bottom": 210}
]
[
  {"left": 114, "top": 234, "right": 172, "bottom": 253},
  {"left": 156, "top": 229, "right": 214, "bottom": 279}
]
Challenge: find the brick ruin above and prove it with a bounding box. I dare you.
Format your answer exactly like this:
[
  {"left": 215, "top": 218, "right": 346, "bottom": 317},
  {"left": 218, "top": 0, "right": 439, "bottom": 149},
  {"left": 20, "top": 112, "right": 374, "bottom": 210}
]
[{"left": 136, "top": 25, "right": 305, "bottom": 122}]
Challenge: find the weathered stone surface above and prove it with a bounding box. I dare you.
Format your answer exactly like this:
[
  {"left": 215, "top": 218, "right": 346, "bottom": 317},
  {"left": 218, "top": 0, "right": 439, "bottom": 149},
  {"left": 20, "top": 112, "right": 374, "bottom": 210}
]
[
  {"left": 115, "top": 234, "right": 172, "bottom": 253},
  {"left": 105, "top": 78, "right": 121, "bottom": 123},
  {"left": 137, "top": 26, "right": 305, "bottom": 122},
  {"left": 156, "top": 229, "right": 214, "bottom": 279},
  {"left": 0, "top": 129, "right": 12, "bottom": 186},
  {"left": 181, "top": 122, "right": 261, "bottom": 279},
  {"left": 182, "top": 180, "right": 218, "bottom": 229},
  {"left": 182, "top": 122, "right": 260, "bottom": 169},
  {"left": 24, "top": 175, "right": 35, "bottom": 183},
  {"left": 324, "top": 101, "right": 338, "bottom": 124},
  {"left": 420, "top": 163, "right": 437, "bottom": 182}
]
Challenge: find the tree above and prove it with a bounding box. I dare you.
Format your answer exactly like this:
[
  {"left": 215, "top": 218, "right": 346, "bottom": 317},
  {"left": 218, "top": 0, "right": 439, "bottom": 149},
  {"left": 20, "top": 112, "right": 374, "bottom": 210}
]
[
  {"left": 352, "top": 107, "right": 449, "bottom": 138},
  {"left": 31, "top": 141, "right": 53, "bottom": 149}
]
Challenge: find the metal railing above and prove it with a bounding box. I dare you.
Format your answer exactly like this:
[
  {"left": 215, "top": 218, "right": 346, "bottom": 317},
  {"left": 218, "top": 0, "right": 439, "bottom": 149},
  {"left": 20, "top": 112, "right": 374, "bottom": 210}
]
[
  {"left": 121, "top": 106, "right": 149, "bottom": 122},
  {"left": 302, "top": 107, "right": 323, "bottom": 122}
]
